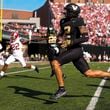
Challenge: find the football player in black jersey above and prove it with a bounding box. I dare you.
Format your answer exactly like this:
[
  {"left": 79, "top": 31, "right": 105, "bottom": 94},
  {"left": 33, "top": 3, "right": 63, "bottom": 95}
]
[
  {"left": 50, "top": 3, "right": 110, "bottom": 100},
  {"left": 46, "top": 26, "right": 66, "bottom": 78}
]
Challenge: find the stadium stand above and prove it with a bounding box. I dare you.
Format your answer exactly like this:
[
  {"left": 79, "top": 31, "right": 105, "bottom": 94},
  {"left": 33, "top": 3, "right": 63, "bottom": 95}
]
[{"left": 1, "top": 0, "right": 110, "bottom": 61}]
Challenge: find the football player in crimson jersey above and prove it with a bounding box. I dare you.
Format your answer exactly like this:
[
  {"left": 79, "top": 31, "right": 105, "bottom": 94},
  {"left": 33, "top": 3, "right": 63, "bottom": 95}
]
[
  {"left": 0, "top": 32, "right": 39, "bottom": 78},
  {"left": 50, "top": 3, "right": 110, "bottom": 100}
]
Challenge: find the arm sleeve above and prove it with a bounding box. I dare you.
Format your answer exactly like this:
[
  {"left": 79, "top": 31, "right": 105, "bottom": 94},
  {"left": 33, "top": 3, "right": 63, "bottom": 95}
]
[
  {"left": 71, "top": 36, "right": 89, "bottom": 46},
  {"left": 57, "top": 19, "right": 65, "bottom": 37},
  {"left": 72, "top": 17, "right": 88, "bottom": 45}
]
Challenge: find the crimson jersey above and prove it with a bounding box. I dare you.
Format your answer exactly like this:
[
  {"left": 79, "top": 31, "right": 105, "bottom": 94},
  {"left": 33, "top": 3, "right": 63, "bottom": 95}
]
[
  {"left": 5, "top": 36, "right": 26, "bottom": 67},
  {"left": 10, "top": 36, "right": 23, "bottom": 56}
]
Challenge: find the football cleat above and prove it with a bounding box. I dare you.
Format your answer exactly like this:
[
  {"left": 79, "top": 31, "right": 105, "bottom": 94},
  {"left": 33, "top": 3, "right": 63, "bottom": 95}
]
[
  {"left": 35, "top": 66, "right": 39, "bottom": 73},
  {"left": 50, "top": 88, "right": 67, "bottom": 100}
]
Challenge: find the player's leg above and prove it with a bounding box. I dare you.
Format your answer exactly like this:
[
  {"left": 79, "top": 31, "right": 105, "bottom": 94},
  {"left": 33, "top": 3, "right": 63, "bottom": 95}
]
[
  {"left": 85, "top": 69, "right": 110, "bottom": 78},
  {"left": 0, "top": 58, "right": 5, "bottom": 66},
  {"left": 25, "top": 63, "right": 39, "bottom": 73},
  {"left": 107, "top": 67, "right": 110, "bottom": 72},
  {"left": 50, "top": 48, "right": 86, "bottom": 100},
  {"left": 50, "top": 60, "right": 66, "bottom": 100},
  {"left": 73, "top": 57, "right": 110, "bottom": 78},
  {"left": 0, "top": 64, "right": 8, "bottom": 77},
  {"left": 47, "top": 46, "right": 58, "bottom": 77},
  {"left": 50, "top": 67, "right": 56, "bottom": 77},
  {"left": 50, "top": 61, "right": 67, "bottom": 78},
  {"left": 0, "top": 55, "right": 15, "bottom": 77},
  {"left": 16, "top": 55, "right": 39, "bottom": 73}
]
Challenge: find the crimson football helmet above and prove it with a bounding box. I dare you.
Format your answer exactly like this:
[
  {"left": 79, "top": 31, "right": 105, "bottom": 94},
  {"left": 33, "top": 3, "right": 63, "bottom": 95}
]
[{"left": 10, "top": 32, "right": 19, "bottom": 41}]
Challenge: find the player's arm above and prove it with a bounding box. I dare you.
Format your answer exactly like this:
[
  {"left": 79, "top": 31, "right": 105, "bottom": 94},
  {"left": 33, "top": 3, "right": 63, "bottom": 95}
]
[
  {"left": 72, "top": 18, "right": 88, "bottom": 45},
  {"left": 56, "top": 25, "right": 65, "bottom": 45},
  {"left": 6, "top": 45, "right": 11, "bottom": 52},
  {"left": 60, "top": 19, "right": 89, "bottom": 48},
  {"left": 47, "top": 27, "right": 61, "bottom": 55},
  {"left": 57, "top": 18, "right": 65, "bottom": 43},
  {"left": 71, "top": 26, "right": 89, "bottom": 45},
  {"left": 60, "top": 27, "right": 89, "bottom": 48},
  {"left": 71, "top": 17, "right": 89, "bottom": 44},
  {"left": 72, "top": 36, "right": 88, "bottom": 46},
  {"left": 79, "top": 25, "right": 88, "bottom": 35},
  {"left": 5, "top": 44, "right": 12, "bottom": 56}
]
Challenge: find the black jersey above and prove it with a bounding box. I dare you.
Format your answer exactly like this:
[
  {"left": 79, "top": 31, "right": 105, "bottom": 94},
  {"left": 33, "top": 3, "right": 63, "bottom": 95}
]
[
  {"left": 59, "top": 17, "right": 86, "bottom": 49},
  {"left": 55, "top": 17, "right": 90, "bottom": 73},
  {"left": 47, "top": 27, "right": 57, "bottom": 46}
]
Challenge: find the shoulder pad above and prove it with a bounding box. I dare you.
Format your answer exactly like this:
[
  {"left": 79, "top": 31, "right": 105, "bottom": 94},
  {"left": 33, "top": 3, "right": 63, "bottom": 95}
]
[
  {"left": 60, "top": 18, "right": 68, "bottom": 24},
  {"left": 72, "top": 17, "right": 85, "bottom": 26}
]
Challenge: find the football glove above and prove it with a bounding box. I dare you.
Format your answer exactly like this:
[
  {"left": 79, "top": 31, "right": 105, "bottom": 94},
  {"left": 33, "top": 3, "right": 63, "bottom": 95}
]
[
  {"left": 47, "top": 44, "right": 60, "bottom": 61},
  {"left": 60, "top": 39, "right": 71, "bottom": 48}
]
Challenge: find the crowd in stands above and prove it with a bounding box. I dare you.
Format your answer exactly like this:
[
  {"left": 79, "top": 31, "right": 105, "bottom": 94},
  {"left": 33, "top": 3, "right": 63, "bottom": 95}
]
[
  {"left": 1, "top": 2, "right": 110, "bottom": 62},
  {"left": 49, "top": 1, "right": 110, "bottom": 46},
  {"left": 80, "top": 4, "right": 110, "bottom": 46},
  {"left": 2, "top": 2, "right": 110, "bottom": 47},
  {"left": 3, "top": 23, "right": 47, "bottom": 41}
]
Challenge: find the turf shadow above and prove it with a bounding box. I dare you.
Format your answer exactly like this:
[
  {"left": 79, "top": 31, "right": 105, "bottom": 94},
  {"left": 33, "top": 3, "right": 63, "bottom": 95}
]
[
  {"left": 8, "top": 86, "right": 57, "bottom": 104},
  {"left": 14, "top": 74, "right": 50, "bottom": 80}
]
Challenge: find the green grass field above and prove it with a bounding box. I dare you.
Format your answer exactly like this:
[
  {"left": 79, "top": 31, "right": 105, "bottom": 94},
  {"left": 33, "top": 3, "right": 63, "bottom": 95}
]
[{"left": 0, "top": 62, "right": 110, "bottom": 110}]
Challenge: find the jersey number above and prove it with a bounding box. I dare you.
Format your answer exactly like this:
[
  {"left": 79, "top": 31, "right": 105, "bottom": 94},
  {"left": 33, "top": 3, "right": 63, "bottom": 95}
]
[
  {"left": 64, "top": 26, "right": 71, "bottom": 34},
  {"left": 11, "top": 43, "right": 19, "bottom": 50},
  {"left": 48, "top": 35, "right": 57, "bottom": 44}
]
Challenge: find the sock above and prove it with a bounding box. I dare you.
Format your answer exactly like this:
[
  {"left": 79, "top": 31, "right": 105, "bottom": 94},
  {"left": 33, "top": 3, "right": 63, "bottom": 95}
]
[
  {"left": 0, "top": 71, "right": 5, "bottom": 76},
  {"left": 31, "top": 65, "right": 35, "bottom": 70},
  {"left": 59, "top": 86, "right": 65, "bottom": 90}
]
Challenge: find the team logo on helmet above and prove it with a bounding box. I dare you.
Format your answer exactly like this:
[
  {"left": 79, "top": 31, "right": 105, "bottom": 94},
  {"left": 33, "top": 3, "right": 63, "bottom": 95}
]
[{"left": 72, "top": 5, "right": 78, "bottom": 11}]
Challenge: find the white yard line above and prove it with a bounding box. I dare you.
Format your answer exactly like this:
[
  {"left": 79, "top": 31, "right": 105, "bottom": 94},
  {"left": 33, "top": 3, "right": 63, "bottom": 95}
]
[
  {"left": 6, "top": 66, "right": 50, "bottom": 75},
  {"left": 5, "top": 63, "right": 71, "bottom": 75},
  {"left": 86, "top": 78, "right": 107, "bottom": 110}
]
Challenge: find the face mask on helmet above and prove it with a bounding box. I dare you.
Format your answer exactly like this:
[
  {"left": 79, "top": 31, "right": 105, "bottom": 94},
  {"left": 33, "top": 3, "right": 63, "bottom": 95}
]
[{"left": 64, "top": 3, "right": 80, "bottom": 18}]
